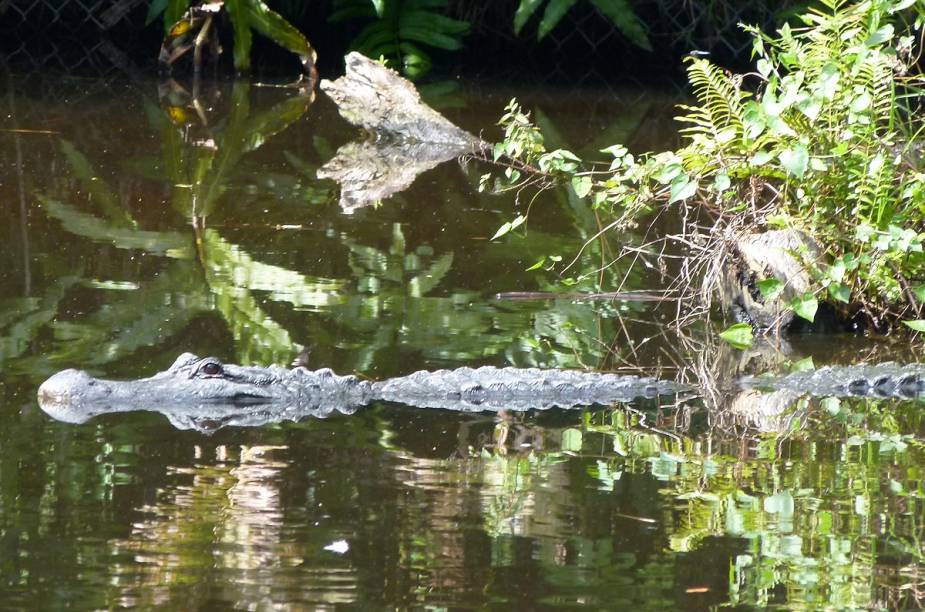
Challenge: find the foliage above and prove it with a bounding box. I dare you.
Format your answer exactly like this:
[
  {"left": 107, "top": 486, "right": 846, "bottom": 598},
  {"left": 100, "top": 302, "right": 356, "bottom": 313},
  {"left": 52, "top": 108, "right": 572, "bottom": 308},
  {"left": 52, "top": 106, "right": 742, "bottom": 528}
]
[
  {"left": 486, "top": 0, "right": 925, "bottom": 331},
  {"left": 148, "top": 0, "right": 316, "bottom": 73},
  {"left": 330, "top": 0, "right": 469, "bottom": 78},
  {"left": 514, "top": 0, "right": 652, "bottom": 51}
]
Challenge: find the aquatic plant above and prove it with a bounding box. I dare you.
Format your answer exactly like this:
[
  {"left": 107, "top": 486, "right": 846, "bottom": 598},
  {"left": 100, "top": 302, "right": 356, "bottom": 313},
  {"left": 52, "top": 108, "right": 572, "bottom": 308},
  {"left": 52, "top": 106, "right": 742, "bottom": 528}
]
[{"left": 487, "top": 0, "right": 925, "bottom": 333}]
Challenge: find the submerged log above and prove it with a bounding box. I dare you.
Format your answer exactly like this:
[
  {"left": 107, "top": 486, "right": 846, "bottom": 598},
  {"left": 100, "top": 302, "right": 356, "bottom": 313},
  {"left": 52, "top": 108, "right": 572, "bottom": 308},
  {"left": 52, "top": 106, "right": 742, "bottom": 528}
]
[
  {"left": 320, "top": 52, "right": 484, "bottom": 149},
  {"left": 718, "top": 229, "right": 824, "bottom": 331}
]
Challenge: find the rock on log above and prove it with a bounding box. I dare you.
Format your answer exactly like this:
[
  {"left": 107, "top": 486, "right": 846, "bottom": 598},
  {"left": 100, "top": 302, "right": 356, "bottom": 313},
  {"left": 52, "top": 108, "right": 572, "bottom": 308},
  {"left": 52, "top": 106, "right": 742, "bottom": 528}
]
[{"left": 320, "top": 52, "right": 483, "bottom": 149}]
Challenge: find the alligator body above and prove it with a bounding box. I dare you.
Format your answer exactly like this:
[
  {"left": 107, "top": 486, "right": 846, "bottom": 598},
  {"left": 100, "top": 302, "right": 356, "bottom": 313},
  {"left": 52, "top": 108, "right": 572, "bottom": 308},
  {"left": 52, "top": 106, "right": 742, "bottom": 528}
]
[
  {"left": 37, "top": 353, "right": 680, "bottom": 432},
  {"left": 739, "top": 362, "right": 925, "bottom": 399},
  {"left": 36, "top": 354, "right": 925, "bottom": 433}
]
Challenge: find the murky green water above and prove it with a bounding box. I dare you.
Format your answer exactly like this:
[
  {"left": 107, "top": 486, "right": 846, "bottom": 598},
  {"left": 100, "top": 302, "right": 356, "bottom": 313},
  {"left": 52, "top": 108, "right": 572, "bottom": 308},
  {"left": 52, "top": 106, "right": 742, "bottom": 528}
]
[{"left": 2, "top": 73, "right": 925, "bottom": 610}]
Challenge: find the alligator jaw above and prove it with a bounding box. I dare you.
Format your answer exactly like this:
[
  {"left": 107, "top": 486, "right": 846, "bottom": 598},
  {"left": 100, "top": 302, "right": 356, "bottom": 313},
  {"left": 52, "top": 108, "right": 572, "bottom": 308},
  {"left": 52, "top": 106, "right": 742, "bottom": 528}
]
[
  {"left": 39, "top": 369, "right": 110, "bottom": 408},
  {"left": 37, "top": 360, "right": 278, "bottom": 421},
  {"left": 38, "top": 368, "right": 122, "bottom": 424}
]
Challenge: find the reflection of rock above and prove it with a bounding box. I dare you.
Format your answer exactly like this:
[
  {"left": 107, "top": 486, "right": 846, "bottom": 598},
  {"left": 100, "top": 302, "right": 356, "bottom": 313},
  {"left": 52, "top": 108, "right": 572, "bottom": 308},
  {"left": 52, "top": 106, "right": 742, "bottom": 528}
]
[
  {"left": 320, "top": 52, "right": 482, "bottom": 148},
  {"left": 317, "top": 138, "right": 471, "bottom": 213},
  {"left": 719, "top": 229, "right": 823, "bottom": 331}
]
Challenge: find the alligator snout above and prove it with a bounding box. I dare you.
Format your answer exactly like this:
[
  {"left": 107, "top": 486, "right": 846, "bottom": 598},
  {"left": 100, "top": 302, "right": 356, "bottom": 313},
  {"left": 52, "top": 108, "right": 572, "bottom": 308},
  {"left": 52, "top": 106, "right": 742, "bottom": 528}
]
[{"left": 38, "top": 369, "right": 108, "bottom": 407}]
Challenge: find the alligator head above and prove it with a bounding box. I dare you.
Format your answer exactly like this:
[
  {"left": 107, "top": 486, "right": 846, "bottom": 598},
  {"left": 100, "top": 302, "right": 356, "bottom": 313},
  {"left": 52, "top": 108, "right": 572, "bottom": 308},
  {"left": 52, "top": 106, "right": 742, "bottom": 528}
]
[
  {"left": 37, "top": 353, "right": 373, "bottom": 427},
  {"left": 39, "top": 353, "right": 279, "bottom": 412}
]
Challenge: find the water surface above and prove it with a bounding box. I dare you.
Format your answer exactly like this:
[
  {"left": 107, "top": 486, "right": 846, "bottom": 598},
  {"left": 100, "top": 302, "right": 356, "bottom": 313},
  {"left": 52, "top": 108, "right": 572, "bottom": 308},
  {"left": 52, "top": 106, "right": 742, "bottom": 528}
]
[{"left": 1, "top": 72, "right": 924, "bottom": 610}]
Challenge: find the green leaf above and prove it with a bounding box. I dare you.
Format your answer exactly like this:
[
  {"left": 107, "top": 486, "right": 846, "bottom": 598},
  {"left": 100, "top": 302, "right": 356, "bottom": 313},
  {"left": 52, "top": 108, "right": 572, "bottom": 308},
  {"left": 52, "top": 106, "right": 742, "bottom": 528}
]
[
  {"left": 601, "top": 144, "right": 628, "bottom": 158},
  {"left": 767, "top": 116, "right": 796, "bottom": 137},
  {"left": 828, "top": 283, "right": 850, "bottom": 303},
  {"left": 797, "top": 95, "right": 822, "bottom": 122},
  {"left": 790, "top": 357, "right": 815, "bottom": 372},
  {"left": 654, "top": 162, "right": 684, "bottom": 184},
  {"left": 828, "top": 259, "right": 846, "bottom": 282},
  {"left": 912, "top": 284, "right": 925, "bottom": 302},
  {"left": 561, "top": 428, "right": 583, "bottom": 452},
  {"left": 588, "top": 0, "right": 652, "bottom": 51},
  {"left": 538, "top": 0, "right": 579, "bottom": 39},
  {"left": 752, "top": 150, "right": 773, "bottom": 165},
  {"left": 902, "top": 320, "right": 925, "bottom": 332},
  {"left": 865, "top": 24, "right": 894, "bottom": 47},
  {"left": 719, "top": 323, "right": 753, "bottom": 349},
  {"left": 245, "top": 0, "right": 316, "bottom": 70},
  {"left": 371, "top": 0, "right": 385, "bottom": 17},
  {"left": 669, "top": 175, "right": 698, "bottom": 203},
  {"left": 779, "top": 145, "right": 809, "bottom": 178},
  {"left": 850, "top": 92, "right": 872, "bottom": 113},
  {"left": 790, "top": 294, "right": 818, "bottom": 322},
  {"left": 756, "top": 278, "right": 784, "bottom": 301},
  {"left": 856, "top": 224, "right": 876, "bottom": 243},
  {"left": 715, "top": 127, "right": 737, "bottom": 144},
  {"left": 491, "top": 222, "right": 513, "bottom": 240},
  {"left": 821, "top": 397, "right": 841, "bottom": 415},
  {"left": 513, "top": 0, "right": 544, "bottom": 34},
  {"left": 400, "top": 26, "right": 466, "bottom": 51},
  {"left": 492, "top": 217, "right": 525, "bottom": 240},
  {"left": 225, "top": 0, "right": 255, "bottom": 72},
  {"left": 713, "top": 173, "right": 731, "bottom": 193},
  {"left": 572, "top": 175, "right": 592, "bottom": 198},
  {"left": 765, "top": 214, "right": 790, "bottom": 228},
  {"left": 526, "top": 257, "right": 546, "bottom": 271},
  {"left": 146, "top": 0, "right": 169, "bottom": 25}
]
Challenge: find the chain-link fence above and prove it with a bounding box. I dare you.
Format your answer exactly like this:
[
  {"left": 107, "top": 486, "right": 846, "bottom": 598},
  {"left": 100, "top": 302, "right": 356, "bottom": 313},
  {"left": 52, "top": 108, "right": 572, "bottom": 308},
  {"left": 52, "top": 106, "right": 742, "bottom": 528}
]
[
  {"left": 451, "top": 0, "right": 801, "bottom": 65},
  {"left": 0, "top": 0, "right": 149, "bottom": 74},
  {"left": 0, "top": 0, "right": 147, "bottom": 29},
  {"left": 0, "top": 0, "right": 798, "bottom": 75}
]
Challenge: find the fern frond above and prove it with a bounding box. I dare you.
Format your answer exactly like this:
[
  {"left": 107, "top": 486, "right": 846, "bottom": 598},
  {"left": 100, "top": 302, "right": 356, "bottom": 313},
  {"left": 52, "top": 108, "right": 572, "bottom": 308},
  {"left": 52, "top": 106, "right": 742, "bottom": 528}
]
[{"left": 678, "top": 58, "right": 748, "bottom": 144}]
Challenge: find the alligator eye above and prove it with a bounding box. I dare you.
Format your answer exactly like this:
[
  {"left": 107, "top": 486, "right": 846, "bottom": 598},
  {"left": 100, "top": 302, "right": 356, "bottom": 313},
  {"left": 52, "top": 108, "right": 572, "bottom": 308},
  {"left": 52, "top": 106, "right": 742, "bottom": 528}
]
[{"left": 195, "top": 360, "right": 224, "bottom": 377}]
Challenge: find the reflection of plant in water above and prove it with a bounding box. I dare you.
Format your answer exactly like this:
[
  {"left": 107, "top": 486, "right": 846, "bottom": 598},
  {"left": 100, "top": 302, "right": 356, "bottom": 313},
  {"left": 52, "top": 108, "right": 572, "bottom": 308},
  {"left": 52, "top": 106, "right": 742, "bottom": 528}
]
[
  {"left": 438, "top": 396, "right": 925, "bottom": 609},
  {"left": 477, "top": 450, "right": 562, "bottom": 538},
  {"left": 0, "top": 275, "right": 81, "bottom": 373},
  {"left": 579, "top": 399, "right": 925, "bottom": 609},
  {"left": 27, "top": 84, "right": 333, "bottom": 368},
  {"left": 348, "top": 223, "right": 453, "bottom": 298},
  {"left": 151, "top": 81, "right": 313, "bottom": 222}
]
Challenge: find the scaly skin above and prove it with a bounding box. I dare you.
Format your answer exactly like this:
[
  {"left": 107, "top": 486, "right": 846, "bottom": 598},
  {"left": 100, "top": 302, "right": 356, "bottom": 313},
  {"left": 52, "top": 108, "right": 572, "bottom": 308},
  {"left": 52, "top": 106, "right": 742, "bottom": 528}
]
[
  {"left": 738, "top": 362, "right": 925, "bottom": 399},
  {"left": 37, "top": 354, "right": 925, "bottom": 434},
  {"left": 37, "top": 353, "right": 681, "bottom": 431}
]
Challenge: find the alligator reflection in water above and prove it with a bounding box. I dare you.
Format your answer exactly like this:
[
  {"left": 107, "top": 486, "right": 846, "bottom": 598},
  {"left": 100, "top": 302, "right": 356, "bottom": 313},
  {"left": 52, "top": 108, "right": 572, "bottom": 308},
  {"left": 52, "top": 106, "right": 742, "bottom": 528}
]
[
  {"left": 37, "top": 353, "right": 680, "bottom": 433},
  {"left": 37, "top": 353, "right": 925, "bottom": 433}
]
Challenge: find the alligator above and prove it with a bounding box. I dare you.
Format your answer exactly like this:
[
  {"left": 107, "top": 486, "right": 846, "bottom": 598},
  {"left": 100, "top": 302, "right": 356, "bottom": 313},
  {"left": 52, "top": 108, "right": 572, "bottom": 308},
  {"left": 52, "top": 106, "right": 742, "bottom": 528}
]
[
  {"left": 37, "top": 353, "right": 681, "bottom": 432},
  {"left": 739, "top": 362, "right": 925, "bottom": 399},
  {"left": 36, "top": 354, "right": 925, "bottom": 433}
]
